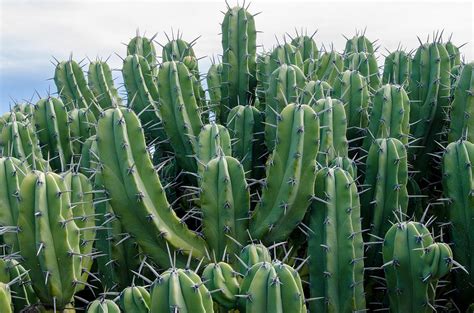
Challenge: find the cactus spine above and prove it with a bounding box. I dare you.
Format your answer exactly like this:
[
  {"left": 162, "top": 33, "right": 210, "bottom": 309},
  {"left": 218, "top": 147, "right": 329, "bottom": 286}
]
[
  {"left": 119, "top": 286, "right": 151, "bottom": 313},
  {"left": 442, "top": 139, "right": 474, "bottom": 303},
  {"left": 88, "top": 60, "right": 123, "bottom": 108},
  {"left": 382, "top": 221, "right": 453, "bottom": 313},
  {"left": 382, "top": 50, "right": 411, "bottom": 87},
  {"left": 309, "top": 167, "right": 366, "bottom": 312},
  {"left": 251, "top": 104, "right": 319, "bottom": 244},
  {"left": 448, "top": 62, "right": 474, "bottom": 142},
  {"left": 96, "top": 107, "right": 207, "bottom": 266},
  {"left": 220, "top": 5, "right": 257, "bottom": 122},
  {"left": 18, "top": 171, "right": 82, "bottom": 311}
]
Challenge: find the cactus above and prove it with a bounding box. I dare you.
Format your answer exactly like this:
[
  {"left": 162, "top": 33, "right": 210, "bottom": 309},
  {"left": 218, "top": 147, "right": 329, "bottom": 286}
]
[
  {"left": 382, "top": 50, "right": 411, "bottom": 88},
  {"left": 0, "top": 258, "right": 37, "bottom": 312},
  {"left": 150, "top": 267, "right": 214, "bottom": 313},
  {"left": 0, "top": 157, "right": 27, "bottom": 253},
  {"left": 255, "top": 52, "right": 272, "bottom": 105},
  {"left": 162, "top": 37, "right": 196, "bottom": 64},
  {"left": 207, "top": 62, "right": 223, "bottom": 119},
  {"left": 330, "top": 156, "right": 358, "bottom": 178},
  {"left": 157, "top": 61, "right": 203, "bottom": 174},
  {"left": 238, "top": 243, "right": 272, "bottom": 275},
  {"left": 0, "top": 283, "right": 13, "bottom": 313},
  {"left": 361, "top": 138, "right": 408, "bottom": 267},
  {"left": 88, "top": 60, "right": 123, "bottom": 108},
  {"left": 96, "top": 107, "right": 207, "bottom": 266},
  {"left": 17, "top": 171, "right": 82, "bottom": 311},
  {"left": 200, "top": 154, "right": 249, "bottom": 261},
  {"left": 264, "top": 64, "right": 305, "bottom": 151},
  {"left": 382, "top": 221, "right": 453, "bottom": 313},
  {"left": 450, "top": 64, "right": 463, "bottom": 102},
  {"left": 87, "top": 299, "right": 121, "bottom": 313},
  {"left": 290, "top": 33, "right": 318, "bottom": 62},
  {"left": 442, "top": 139, "right": 474, "bottom": 303},
  {"left": 269, "top": 43, "right": 304, "bottom": 71},
  {"left": 63, "top": 171, "right": 95, "bottom": 292},
  {"left": 309, "top": 167, "right": 366, "bottom": 312},
  {"left": 251, "top": 104, "right": 319, "bottom": 244},
  {"left": 0, "top": 120, "right": 46, "bottom": 171},
  {"left": 301, "top": 80, "right": 332, "bottom": 106},
  {"left": 0, "top": 111, "right": 27, "bottom": 132},
  {"left": 448, "top": 62, "right": 474, "bottom": 143},
  {"left": 314, "top": 50, "right": 344, "bottom": 85},
  {"left": 409, "top": 39, "right": 451, "bottom": 179},
  {"left": 344, "top": 51, "right": 381, "bottom": 92},
  {"left": 127, "top": 34, "right": 157, "bottom": 69},
  {"left": 197, "top": 123, "right": 232, "bottom": 178},
  {"left": 202, "top": 261, "right": 240, "bottom": 309},
  {"left": 226, "top": 105, "right": 265, "bottom": 179},
  {"left": 119, "top": 286, "right": 151, "bottom": 313},
  {"left": 344, "top": 34, "right": 375, "bottom": 54},
  {"left": 34, "top": 97, "right": 73, "bottom": 172},
  {"left": 444, "top": 40, "right": 461, "bottom": 70},
  {"left": 220, "top": 5, "right": 257, "bottom": 121},
  {"left": 68, "top": 107, "right": 96, "bottom": 155},
  {"left": 361, "top": 84, "right": 410, "bottom": 152},
  {"left": 333, "top": 70, "right": 370, "bottom": 142},
  {"left": 312, "top": 97, "right": 348, "bottom": 167},
  {"left": 54, "top": 59, "right": 98, "bottom": 113},
  {"left": 239, "top": 261, "right": 306, "bottom": 313}
]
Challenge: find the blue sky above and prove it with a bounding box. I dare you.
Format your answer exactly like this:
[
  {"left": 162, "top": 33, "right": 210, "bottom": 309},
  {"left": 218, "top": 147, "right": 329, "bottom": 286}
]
[{"left": 1, "top": 0, "right": 472, "bottom": 113}]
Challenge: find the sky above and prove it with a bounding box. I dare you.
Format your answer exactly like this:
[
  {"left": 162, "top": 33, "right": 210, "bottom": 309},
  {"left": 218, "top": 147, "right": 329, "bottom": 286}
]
[{"left": 0, "top": 0, "right": 473, "bottom": 113}]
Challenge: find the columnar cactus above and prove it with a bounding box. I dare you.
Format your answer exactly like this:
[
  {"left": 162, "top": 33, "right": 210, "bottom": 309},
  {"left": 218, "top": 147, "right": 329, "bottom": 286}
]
[
  {"left": 207, "top": 62, "right": 223, "bottom": 119},
  {"left": 251, "top": 104, "right": 319, "bottom": 244},
  {"left": 264, "top": 64, "right": 305, "bottom": 151},
  {"left": 256, "top": 52, "right": 272, "bottom": 105},
  {"left": 0, "top": 120, "right": 46, "bottom": 171},
  {"left": 269, "top": 43, "right": 304, "bottom": 71},
  {"left": 291, "top": 33, "right": 318, "bottom": 62},
  {"left": 238, "top": 243, "right": 272, "bottom": 274},
  {"left": 18, "top": 171, "right": 82, "bottom": 311},
  {"left": 330, "top": 156, "right": 358, "bottom": 178},
  {"left": 314, "top": 50, "right": 344, "bottom": 85},
  {"left": 127, "top": 34, "right": 157, "bottom": 69},
  {"left": 448, "top": 62, "right": 474, "bottom": 143},
  {"left": 197, "top": 123, "right": 232, "bottom": 178},
  {"left": 312, "top": 97, "right": 348, "bottom": 167},
  {"left": 150, "top": 268, "right": 214, "bottom": 313},
  {"left": 0, "top": 283, "right": 13, "bottom": 313},
  {"left": 68, "top": 107, "right": 96, "bottom": 155},
  {"left": 33, "top": 97, "right": 73, "bottom": 171},
  {"left": 157, "top": 60, "right": 203, "bottom": 174},
  {"left": 361, "top": 138, "right": 408, "bottom": 267},
  {"left": 202, "top": 261, "right": 240, "bottom": 309},
  {"left": 88, "top": 60, "right": 123, "bottom": 108},
  {"left": 54, "top": 59, "right": 98, "bottom": 112},
  {"left": 444, "top": 40, "right": 461, "bottom": 70},
  {"left": 239, "top": 261, "right": 306, "bottom": 313},
  {"left": 96, "top": 107, "right": 207, "bottom": 267},
  {"left": 409, "top": 40, "right": 451, "bottom": 178},
  {"left": 344, "top": 34, "right": 375, "bottom": 54},
  {"left": 309, "top": 167, "right": 366, "bottom": 312},
  {"left": 382, "top": 50, "right": 412, "bottom": 87},
  {"left": 200, "top": 154, "right": 249, "bottom": 260},
  {"left": 226, "top": 105, "right": 265, "bottom": 179},
  {"left": 119, "top": 286, "right": 151, "bottom": 313},
  {"left": 382, "top": 221, "right": 453, "bottom": 313},
  {"left": 333, "top": 70, "right": 370, "bottom": 142},
  {"left": 442, "top": 139, "right": 474, "bottom": 303},
  {"left": 87, "top": 299, "right": 121, "bottom": 313},
  {"left": 0, "top": 258, "right": 37, "bottom": 312},
  {"left": 301, "top": 80, "right": 332, "bottom": 106},
  {"left": 220, "top": 5, "right": 257, "bottom": 121},
  {"left": 344, "top": 51, "right": 381, "bottom": 91},
  {"left": 361, "top": 84, "right": 410, "bottom": 151}
]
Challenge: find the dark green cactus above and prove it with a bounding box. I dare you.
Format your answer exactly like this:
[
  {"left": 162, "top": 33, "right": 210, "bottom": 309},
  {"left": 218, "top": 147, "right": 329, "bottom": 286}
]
[
  {"left": 251, "top": 104, "right": 319, "bottom": 244},
  {"left": 150, "top": 267, "right": 214, "bottom": 313},
  {"left": 119, "top": 286, "right": 151, "bottom": 313},
  {"left": 54, "top": 59, "right": 98, "bottom": 113},
  {"left": 448, "top": 62, "right": 474, "bottom": 143},
  {"left": 239, "top": 261, "right": 306, "bottom": 313},
  {"left": 361, "top": 138, "right": 408, "bottom": 267},
  {"left": 87, "top": 299, "right": 121, "bottom": 313},
  {"left": 226, "top": 105, "right": 265, "bottom": 179},
  {"left": 220, "top": 5, "right": 257, "bottom": 122},
  {"left": 127, "top": 34, "right": 157, "bottom": 69},
  {"left": 18, "top": 171, "right": 82, "bottom": 311},
  {"left": 88, "top": 60, "right": 123, "bottom": 108},
  {"left": 207, "top": 62, "right": 223, "bottom": 119},
  {"left": 333, "top": 70, "right": 370, "bottom": 142},
  {"left": 344, "top": 51, "right": 381, "bottom": 92},
  {"left": 197, "top": 123, "right": 231, "bottom": 178},
  {"left": 409, "top": 39, "right": 451, "bottom": 179},
  {"left": 96, "top": 107, "right": 207, "bottom": 267},
  {"left": 382, "top": 50, "right": 412, "bottom": 88},
  {"left": 382, "top": 221, "right": 453, "bottom": 313},
  {"left": 290, "top": 32, "right": 318, "bottom": 62},
  {"left": 301, "top": 80, "right": 332, "bottom": 106},
  {"left": 264, "top": 64, "right": 305, "bottom": 151},
  {"left": 312, "top": 97, "right": 348, "bottom": 167},
  {"left": 255, "top": 52, "right": 272, "bottom": 105},
  {"left": 237, "top": 243, "right": 272, "bottom": 275},
  {"left": 202, "top": 261, "right": 240, "bottom": 309},
  {"left": 442, "top": 139, "right": 474, "bottom": 303},
  {"left": 344, "top": 34, "right": 375, "bottom": 54},
  {"left": 309, "top": 167, "right": 366, "bottom": 312},
  {"left": 0, "top": 258, "right": 37, "bottom": 312},
  {"left": 68, "top": 107, "right": 96, "bottom": 155},
  {"left": 444, "top": 40, "right": 461, "bottom": 70},
  {"left": 157, "top": 60, "right": 203, "bottom": 174},
  {"left": 314, "top": 50, "right": 343, "bottom": 85},
  {"left": 200, "top": 154, "right": 249, "bottom": 261},
  {"left": 330, "top": 156, "right": 358, "bottom": 178},
  {"left": 361, "top": 84, "right": 410, "bottom": 152}
]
